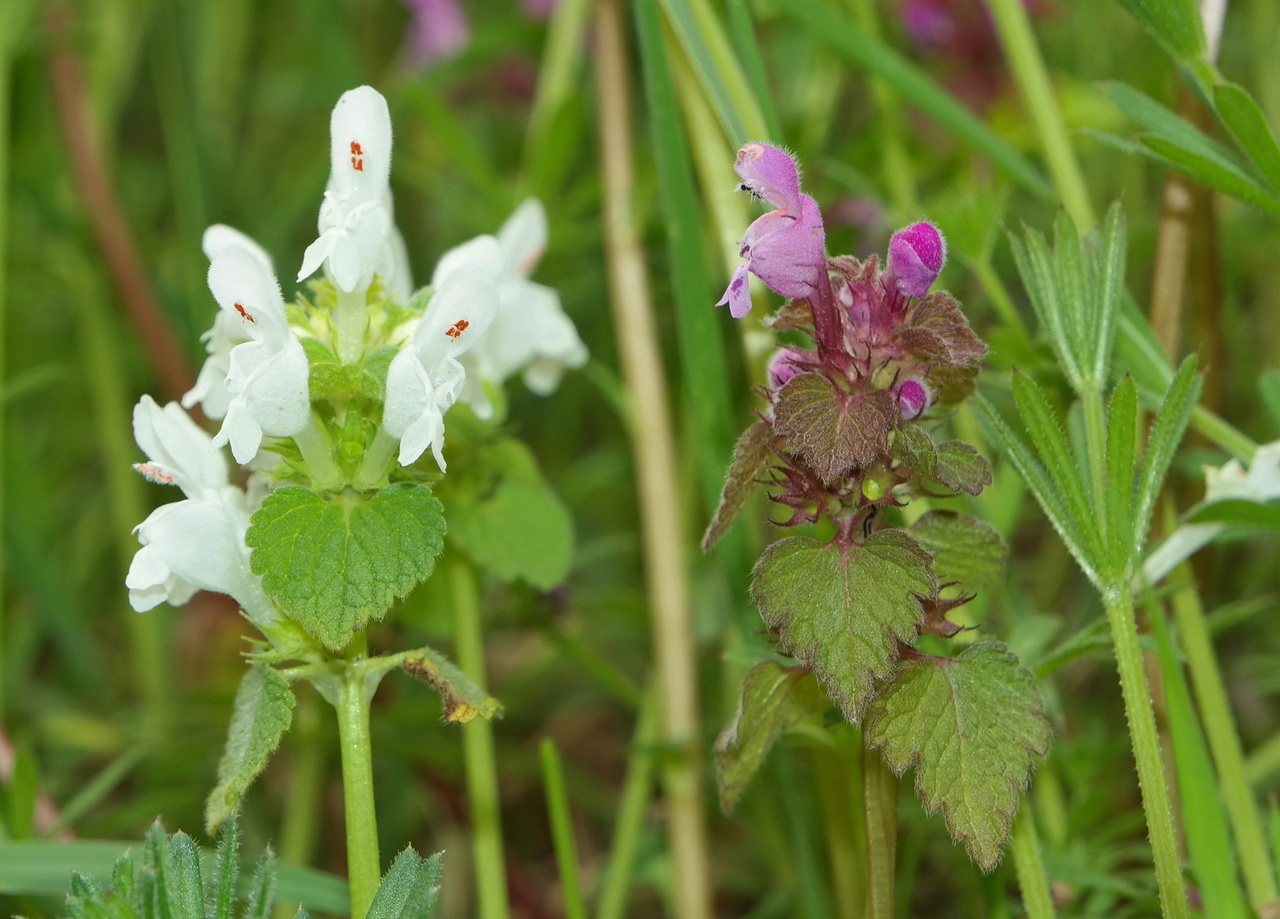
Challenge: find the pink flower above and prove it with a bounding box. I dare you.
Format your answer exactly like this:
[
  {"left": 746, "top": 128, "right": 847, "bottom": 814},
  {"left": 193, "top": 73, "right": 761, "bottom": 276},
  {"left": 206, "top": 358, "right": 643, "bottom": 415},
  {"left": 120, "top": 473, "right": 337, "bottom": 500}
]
[
  {"left": 887, "top": 221, "right": 946, "bottom": 299},
  {"left": 717, "top": 143, "right": 827, "bottom": 319},
  {"left": 402, "top": 0, "right": 471, "bottom": 66}
]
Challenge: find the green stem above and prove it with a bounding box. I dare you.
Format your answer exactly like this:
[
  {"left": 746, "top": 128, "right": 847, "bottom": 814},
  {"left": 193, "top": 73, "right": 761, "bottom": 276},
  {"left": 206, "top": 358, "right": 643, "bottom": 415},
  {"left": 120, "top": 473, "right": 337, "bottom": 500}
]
[
  {"left": 596, "top": 689, "right": 658, "bottom": 919},
  {"left": 336, "top": 287, "right": 368, "bottom": 365},
  {"left": 1011, "top": 803, "right": 1056, "bottom": 919},
  {"left": 1101, "top": 587, "right": 1189, "bottom": 919},
  {"left": 814, "top": 742, "right": 865, "bottom": 919},
  {"left": 335, "top": 642, "right": 381, "bottom": 919},
  {"left": 274, "top": 690, "right": 325, "bottom": 919},
  {"left": 1191, "top": 404, "right": 1256, "bottom": 463},
  {"left": 863, "top": 744, "right": 898, "bottom": 919},
  {"left": 1167, "top": 563, "right": 1278, "bottom": 908},
  {"left": 451, "top": 560, "right": 512, "bottom": 919},
  {"left": 540, "top": 740, "right": 588, "bottom": 919},
  {"left": 985, "top": 0, "right": 1095, "bottom": 229}
]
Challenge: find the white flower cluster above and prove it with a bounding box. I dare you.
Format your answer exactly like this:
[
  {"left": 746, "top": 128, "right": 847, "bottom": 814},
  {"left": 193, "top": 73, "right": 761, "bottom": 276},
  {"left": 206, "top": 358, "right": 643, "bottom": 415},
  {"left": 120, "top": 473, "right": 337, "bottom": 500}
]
[{"left": 128, "top": 85, "right": 587, "bottom": 616}]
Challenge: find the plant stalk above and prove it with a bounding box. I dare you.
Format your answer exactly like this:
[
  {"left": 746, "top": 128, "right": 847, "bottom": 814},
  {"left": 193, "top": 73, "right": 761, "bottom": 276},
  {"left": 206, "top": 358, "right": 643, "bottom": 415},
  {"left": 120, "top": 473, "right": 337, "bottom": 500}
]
[
  {"left": 594, "top": 3, "right": 713, "bottom": 917},
  {"left": 451, "top": 559, "right": 512, "bottom": 919},
  {"left": 985, "top": 0, "right": 1095, "bottom": 229},
  {"left": 814, "top": 743, "right": 865, "bottom": 919},
  {"left": 1011, "top": 802, "right": 1056, "bottom": 919},
  {"left": 1101, "top": 587, "right": 1189, "bottom": 919},
  {"left": 864, "top": 744, "right": 898, "bottom": 919},
  {"left": 334, "top": 647, "right": 381, "bottom": 919}
]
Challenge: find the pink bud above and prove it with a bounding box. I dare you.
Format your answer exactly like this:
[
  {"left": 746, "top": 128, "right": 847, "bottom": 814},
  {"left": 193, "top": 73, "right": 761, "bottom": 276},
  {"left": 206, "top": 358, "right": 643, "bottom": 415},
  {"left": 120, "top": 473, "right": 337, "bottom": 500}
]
[
  {"left": 733, "top": 143, "right": 803, "bottom": 215},
  {"left": 766, "top": 347, "right": 813, "bottom": 390},
  {"left": 895, "top": 379, "right": 930, "bottom": 420},
  {"left": 887, "top": 221, "right": 946, "bottom": 299}
]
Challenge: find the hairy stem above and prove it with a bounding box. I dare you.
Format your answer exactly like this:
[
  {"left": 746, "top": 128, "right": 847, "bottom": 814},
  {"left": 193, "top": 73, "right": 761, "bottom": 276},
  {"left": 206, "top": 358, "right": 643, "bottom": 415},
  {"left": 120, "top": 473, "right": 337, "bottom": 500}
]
[
  {"left": 1011, "top": 803, "right": 1056, "bottom": 919},
  {"left": 863, "top": 745, "right": 898, "bottom": 919},
  {"left": 814, "top": 742, "right": 865, "bottom": 919},
  {"left": 594, "top": 3, "right": 713, "bottom": 917},
  {"left": 1101, "top": 587, "right": 1189, "bottom": 919},
  {"left": 335, "top": 643, "right": 381, "bottom": 919},
  {"left": 451, "top": 559, "right": 512, "bottom": 919}
]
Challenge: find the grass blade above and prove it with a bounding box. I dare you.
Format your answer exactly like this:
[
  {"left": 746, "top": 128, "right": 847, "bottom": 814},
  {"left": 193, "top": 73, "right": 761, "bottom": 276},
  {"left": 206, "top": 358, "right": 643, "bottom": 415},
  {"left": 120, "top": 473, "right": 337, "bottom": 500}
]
[{"left": 540, "top": 740, "right": 589, "bottom": 919}]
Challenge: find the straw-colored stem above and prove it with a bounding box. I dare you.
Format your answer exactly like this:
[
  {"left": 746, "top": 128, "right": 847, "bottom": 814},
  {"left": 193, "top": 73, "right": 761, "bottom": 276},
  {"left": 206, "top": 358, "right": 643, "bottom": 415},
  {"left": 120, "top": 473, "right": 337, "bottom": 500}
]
[{"left": 594, "top": 3, "right": 713, "bottom": 917}]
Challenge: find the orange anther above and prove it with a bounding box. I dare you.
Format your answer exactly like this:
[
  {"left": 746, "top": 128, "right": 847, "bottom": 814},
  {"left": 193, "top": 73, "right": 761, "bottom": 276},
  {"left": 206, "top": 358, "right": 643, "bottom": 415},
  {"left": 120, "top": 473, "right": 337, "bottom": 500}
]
[
  {"left": 234, "top": 302, "right": 256, "bottom": 323},
  {"left": 445, "top": 319, "right": 470, "bottom": 340}
]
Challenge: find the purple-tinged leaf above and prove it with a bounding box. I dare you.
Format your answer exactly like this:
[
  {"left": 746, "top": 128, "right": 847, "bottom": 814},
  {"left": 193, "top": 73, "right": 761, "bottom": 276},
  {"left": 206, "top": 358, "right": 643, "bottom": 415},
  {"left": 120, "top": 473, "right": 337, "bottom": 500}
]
[
  {"left": 773, "top": 375, "right": 897, "bottom": 483},
  {"left": 932, "top": 440, "right": 993, "bottom": 496},
  {"left": 704, "top": 421, "right": 776, "bottom": 550}
]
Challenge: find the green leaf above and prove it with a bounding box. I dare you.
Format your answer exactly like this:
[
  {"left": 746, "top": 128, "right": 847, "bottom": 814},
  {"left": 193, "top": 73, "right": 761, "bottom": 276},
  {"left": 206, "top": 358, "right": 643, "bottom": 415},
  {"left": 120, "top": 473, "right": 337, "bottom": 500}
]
[
  {"left": 205, "top": 665, "right": 296, "bottom": 833},
  {"left": 866, "top": 643, "right": 1050, "bottom": 871},
  {"left": 1006, "top": 219, "right": 1084, "bottom": 390},
  {"left": 1089, "top": 203, "right": 1127, "bottom": 387},
  {"left": 930, "top": 440, "right": 993, "bottom": 496},
  {"left": 1141, "top": 135, "right": 1280, "bottom": 217},
  {"left": 1261, "top": 370, "right": 1280, "bottom": 429},
  {"left": 892, "top": 423, "right": 937, "bottom": 480},
  {"left": 438, "top": 439, "right": 573, "bottom": 590},
  {"left": 1104, "top": 375, "right": 1139, "bottom": 573},
  {"left": 1011, "top": 372, "right": 1105, "bottom": 569},
  {"left": 714, "top": 661, "right": 829, "bottom": 812},
  {"left": 242, "top": 848, "right": 278, "bottom": 919},
  {"left": 1133, "top": 356, "right": 1201, "bottom": 560},
  {"left": 247, "top": 483, "right": 447, "bottom": 649},
  {"left": 1187, "top": 499, "right": 1280, "bottom": 531},
  {"left": 773, "top": 374, "right": 897, "bottom": 483},
  {"left": 1214, "top": 82, "right": 1280, "bottom": 189},
  {"left": 1102, "top": 81, "right": 1243, "bottom": 169},
  {"left": 1113, "top": 0, "right": 1206, "bottom": 61},
  {"left": 752, "top": 532, "right": 934, "bottom": 720},
  {"left": 907, "top": 511, "right": 1007, "bottom": 594},
  {"left": 400, "top": 645, "right": 502, "bottom": 723},
  {"left": 211, "top": 817, "right": 240, "bottom": 919},
  {"left": 975, "top": 393, "right": 1098, "bottom": 585},
  {"left": 164, "top": 832, "right": 205, "bottom": 919},
  {"left": 366, "top": 848, "right": 443, "bottom": 919},
  {"left": 703, "top": 421, "right": 773, "bottom": 550}
]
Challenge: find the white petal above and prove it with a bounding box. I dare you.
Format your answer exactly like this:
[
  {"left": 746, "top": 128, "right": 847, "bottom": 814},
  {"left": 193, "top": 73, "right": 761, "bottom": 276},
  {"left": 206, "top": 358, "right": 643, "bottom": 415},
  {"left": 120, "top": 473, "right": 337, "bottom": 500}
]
[
  {"left": 329, "top": 86, "right": 392, "bottom": 203},
  {"left": 203, "top": 224, "right": 273, "bottom": 271},
  {"left": 497, "top": 198, "right": 547, "bottom": 277},
  {"left": 383, "top": 347, "right": 434, "bottom": 440},
  {"left": 298, "top": 231, "right": 337, "bottom": 284},
  {"left": 413, "top": 265, "right": 500, "bottom": 368},
  {"left": 430, "top": 234, "right": 505, "bottom": 287},
  {"left": 132, "top": 396, "right": 229, "bottom": 498},
  {"left": 379, "top": 220, "right": 415, "bottom": 302},
  {"left": 211, "top": 402, "right": 266, "bottom": 465},
  {"left": 208, "top": 245, "right": 289, "bottom": 346}
]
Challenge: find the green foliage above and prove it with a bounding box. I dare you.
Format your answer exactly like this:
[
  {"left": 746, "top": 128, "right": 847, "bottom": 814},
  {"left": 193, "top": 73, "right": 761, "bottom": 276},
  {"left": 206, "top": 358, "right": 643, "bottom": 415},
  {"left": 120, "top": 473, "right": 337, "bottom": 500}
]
[
  {"left": 713, "top": 661, "right": 828, "bottom": 811},
  {"left": 60, "top": 819, "right": 308, "bottom": 919},
  {"left": 929, "top": 440, "right": 993, "bottom": 496},
  {"left": 865, "top": 644, "right": 1050, "bottom": 872},
  {"left": 437, "top": 437, "right": 574, "bottom": 590},
  {"left": 206, "top": 665, "right": 296, "bottom": 833},
  {"left": 703, "top": 420, "right": 773, "bottom": 550},
  {"left": 246, "top": 484, "right": 446, "bottom": 649},
  {"left": 907, "top": 511, "right": 1007, "bottom": 594},
  {"left": 752, "top": 532, "right": 935, "bottom": 720},
  {"left": 365, "top": 848, "right": 443, "bottom": 919},
  {"left": 771, "top": 375, "right": 897, "bottom": 483},
  {"left": 1112, "top": 0, "right": 1205, "bottom": 61}
]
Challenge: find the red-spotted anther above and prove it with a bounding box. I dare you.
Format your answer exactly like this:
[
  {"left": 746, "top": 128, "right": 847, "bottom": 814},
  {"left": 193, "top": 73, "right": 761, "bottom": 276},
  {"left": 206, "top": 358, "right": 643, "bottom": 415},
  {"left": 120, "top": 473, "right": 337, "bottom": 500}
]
[
  {"left": 895, "top": 378, "right": 931, "bottom": 420},
  {"left": 887, "top": 221, "right": 946, "bottom": 299}
]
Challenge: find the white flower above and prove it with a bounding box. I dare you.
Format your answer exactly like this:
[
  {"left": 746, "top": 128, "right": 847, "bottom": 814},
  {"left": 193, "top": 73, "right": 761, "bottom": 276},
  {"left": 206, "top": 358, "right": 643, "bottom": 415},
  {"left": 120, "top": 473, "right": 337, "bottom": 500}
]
[
  {"left": 1140, "top": 440, "right": 1280, "bottom": 587},
  {"left": 182, "top": 225, "right": 276, "bottom": 420},
  {"left": 297, "top": 86, "right": 397, "bottom": 293},
  {"left": 433, "top": 199, "right": 586, "bottom": 416},
  {"left": 126, "top": 396, "right": 275, "bottom": 623},
  {"left": 207, "top": 244, "right": 311, "bottom": 463},
  {"left": 383, "top": 265, "right": 499, "bottom": 469}
]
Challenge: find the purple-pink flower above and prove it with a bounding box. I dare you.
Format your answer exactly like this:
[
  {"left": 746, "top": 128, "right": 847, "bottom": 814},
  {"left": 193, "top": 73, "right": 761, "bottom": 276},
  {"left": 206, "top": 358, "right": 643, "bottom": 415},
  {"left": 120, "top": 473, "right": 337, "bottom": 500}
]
[
  {"left": 717, "top": 143, "right": 827, "bottom": 319},
  {"left": 887, "top": 221, "right": 947, "bottom": 299}
]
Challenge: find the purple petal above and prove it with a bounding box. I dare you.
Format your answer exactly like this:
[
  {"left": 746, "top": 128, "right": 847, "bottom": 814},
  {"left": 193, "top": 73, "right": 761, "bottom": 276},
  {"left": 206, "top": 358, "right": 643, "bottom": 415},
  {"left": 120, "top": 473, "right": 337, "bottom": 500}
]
[{"left": 716, "top": 262, "right": 753, "bottom": 319}]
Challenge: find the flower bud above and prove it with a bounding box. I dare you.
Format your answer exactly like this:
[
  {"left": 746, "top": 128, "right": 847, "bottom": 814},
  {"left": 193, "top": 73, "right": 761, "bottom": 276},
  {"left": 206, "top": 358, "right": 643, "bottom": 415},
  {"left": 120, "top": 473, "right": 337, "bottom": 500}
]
[
  {"left": 766, "top": 347, "right": 812, "bottom": 390},
  {"left": 895, "top": 378, "right": 931, "bottom": 420},
  {"left": 887, "top": 221, "right": 946, "bottom": 299}
]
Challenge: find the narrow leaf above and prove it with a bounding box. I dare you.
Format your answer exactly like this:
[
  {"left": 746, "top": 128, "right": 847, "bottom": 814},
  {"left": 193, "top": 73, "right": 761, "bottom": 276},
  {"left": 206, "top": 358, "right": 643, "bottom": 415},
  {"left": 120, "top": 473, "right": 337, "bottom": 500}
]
[
  {"left": 1141, "top": 135, "right": 1280, "bottom": 218},
  {"left": 1011, "top": 373, "right": 1104, "bottom": 568},
  {"left": 1007, "top": 225, "right": 1082, "bottom": 388},
  {"left": 400, "top": 646, "right": 502, "bottom": 723},
  {"left": 1104, "top": 376, "right": 1139, "bottom": 577},
  {"left": 907, "top": 511, "right": 1007, "bottom": 594},
  {"left": 1050, "top": 210, "right": 1090, "bottom": 387},
  {"left": 164, "top": 832, "right": 204, "bottom": 919},
  {"left": 242, "top": 848, "right": 278, "bottom": 919},
  {"left": 1133, "top": 356, "right": 1201, "bottom": 560},
  {"left": 1113, "top": 0, "right": 1206, "bottom": 61},
  {"left": 1090, "top": 203, "right": 1127, "bottom": 386},
  {"left": 703, "top": 421, "right": 774, "bottom": 550},
  {"left": 205, "top": 665, "right": 296, "bottom": 833},
  {"left": 366, "top": 848, "right": 443, "bottom": 919},
  {"left": 1186, "top": 499, "right": 1280, "bottom": 531},
  {"left": 1214, "top": 82, "right": 1280, "bottom": 188},
  {"left": 1103, "top": 81, "right": 1247, "bottom": 169},
  {"left": 714, "top": 662, "right": 829, "bottom": 811},
  {"left": 211, "top": 816, "right": 241, "bottom": 919},
  {"left": 866, "top": 643, "right": 1050, "bottom": 872},
  {"left": 751, "top": 532, "right": 934, "bottom": 720},
  {"left": 1261, "top": 370, "right": 1280, "bottom": 429}
]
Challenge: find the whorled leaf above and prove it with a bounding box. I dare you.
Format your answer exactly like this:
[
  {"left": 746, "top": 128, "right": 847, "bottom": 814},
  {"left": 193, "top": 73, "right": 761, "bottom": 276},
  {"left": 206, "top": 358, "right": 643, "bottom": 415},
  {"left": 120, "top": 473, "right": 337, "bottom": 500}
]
[
  {"left": 703, "top": 420, "right": 774, "bottom": 550},
  {"left": 908, "top": 510, "right": 1007, "bottom": 594},
  {"left": 773, "top": 374, "right": 897, "bottom": 483},
  {"left": 206, "top": 665, "right": 296, "bottom": 833},
  {"left": 401, "top": 645, "right": 502, "bottom": 723},
  {"left": 752, "top": 532, "right": 934, "bottom": 720},
  {"left": 866, "top": 643, "right": 1050, "bottom": 871},
  {"left": 714, "top": 661, "right": 829, "bottom": 811},
  {"left": 366, "top": 847, "right": 443, "bottom": 919},
  {"left": 436, "top": 437, "right": 573, "bottom": 590},
  {"left": 247, "top": 484, "right": 446, "bottom": 650},
  {"left": 931, "top": 440, "right": 993, "bottom": 496}
]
